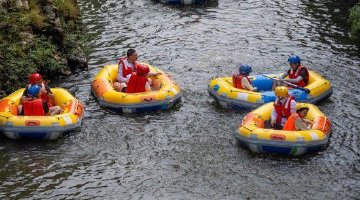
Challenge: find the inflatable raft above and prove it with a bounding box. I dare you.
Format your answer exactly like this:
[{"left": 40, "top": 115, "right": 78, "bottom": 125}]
[
  {"left": 91, "top": 64, "right": 182, "bottom": 113},
  {"left": 208, "top": 70, "right": 332, "bottom": 109},
  {"left": 234, "top": 103, "right": 331, "bottom": 156},
  {"left": 0, "top": 88, "right": 84, "bottom": 140}
]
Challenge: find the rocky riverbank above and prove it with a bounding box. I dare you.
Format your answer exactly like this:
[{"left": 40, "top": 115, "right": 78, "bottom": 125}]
[{"left": 0, "top": 0, "right": 88, "bottom": 96}]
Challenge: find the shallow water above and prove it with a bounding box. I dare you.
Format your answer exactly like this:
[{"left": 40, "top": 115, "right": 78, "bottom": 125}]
[{"left": 1, "top": 0, "right": 360, "bottom": 199}]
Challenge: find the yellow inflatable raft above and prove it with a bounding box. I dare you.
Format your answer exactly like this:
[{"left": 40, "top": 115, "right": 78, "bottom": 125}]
[
  {"left": 91, "top": 64, "right": 182, "bottom": 113},
  {"left": 0, "top": 88, "right": 84, "bottom": 140},
  {"left": 234, "top": 103, "right": 331, "bottom": 156},
  {"left": 208, "top": 70, "right": 332, "bottom": 109}
]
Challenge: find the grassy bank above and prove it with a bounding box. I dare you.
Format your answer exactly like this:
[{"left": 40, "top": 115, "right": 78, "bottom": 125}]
[{"left": 0, "top": 0, "right": 88, "bottom": 96}]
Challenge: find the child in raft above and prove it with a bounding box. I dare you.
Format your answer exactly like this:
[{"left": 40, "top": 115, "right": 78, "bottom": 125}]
[
  {"left": 116, "top": 64, "right": 152, "bottom": 93},
  {"left": 232, "top": 64, "right": 257, "bottom": 91},
  {"left": 283, "top": 104, "right": 313, "bottom": 131}
]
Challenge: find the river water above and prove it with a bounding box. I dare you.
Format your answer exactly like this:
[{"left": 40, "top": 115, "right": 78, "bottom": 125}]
[{"left": 1, "top": 0, "right": 360, "bottom": 199}]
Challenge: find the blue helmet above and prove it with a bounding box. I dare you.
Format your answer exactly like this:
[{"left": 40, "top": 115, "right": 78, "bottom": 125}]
[
  {"left": 288, "top": 55, "right": 301, "bottom": 64},
  {"left": 27, "top": 84, "right": 41, "bottom": 98},
  {"left": 238, "top": 64, "right": 252, "bottom": 75}
]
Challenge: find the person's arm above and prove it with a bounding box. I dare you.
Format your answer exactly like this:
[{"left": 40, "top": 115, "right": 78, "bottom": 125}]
[
  {"left": 145, "top": 82, "right": 152, "bottom": 92},
  {"left": 286, "top": 76, "right": 303, "bottom": 84},
  {"left": 295, "top": 117, "right": 310, "bottom": 131},
  {"left": 241, "top": 78, "right": 256, "bottom": 91},
  {"left": 147, "top": 78, "right": 152, "bottom": 86},
  {"left": 43, "top": 86, "right": 55, "bottom": 102},
  {"left": 42, "top": 100, "right": 49, "bottom": 114},
  {"left": 271, "top": 108, "right": 277, "bottom": 126},
  {"left": 286, "top": 68, "right": 307, "bottom": 84},
  {"left": 290, "top": 100, "right": 297, "bottom": 114},
  {"left": 279, "top": 70, "right": 289, "bottom": 79},
  {"left": 148, "top": 71, "right": 162, "bottom": 76},
  {"left": 117, "top": 63, "right": 127, "bottom": 83},
  {"left": 20, "top": 88, "right": 32, "bottom": 103},
  {"left": 125, "top": 74, "right": 132, "bottom": 83}
]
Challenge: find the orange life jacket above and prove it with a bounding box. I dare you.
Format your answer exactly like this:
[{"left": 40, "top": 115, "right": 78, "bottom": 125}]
[
  {"left": 232, "top": 74, "right": 252, "bottom": 89},
  {"left": 126, "top": 73, "right": 148, "bottom": 93},
  {"left": 118, "top": 57, "right": 136, "bottom": 80},
  {"left": 288, "top": 65, "right": 309, "bottom": 87},
  {"left": 274, "top": 96, "right": 295, "bottom": 124},
  {"left": 23, "top": 99, "right": 46, "bottom": 116},
  {"left": 283, "top": 113, "right": 306, "bottom": 131}
]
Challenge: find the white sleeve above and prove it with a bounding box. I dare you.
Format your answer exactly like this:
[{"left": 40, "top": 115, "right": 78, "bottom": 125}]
[
  {"left": 290, "top": 100, "right": 297, "bottom": 114},
  {"left": 117, "top": 63, "right": 127, "bottom": 83},
  {"left": 288, "top": 76, "right": 303, "bottom": 83},
  {"left": 271, "top": 108, "right": 277, "bottom": 122}
]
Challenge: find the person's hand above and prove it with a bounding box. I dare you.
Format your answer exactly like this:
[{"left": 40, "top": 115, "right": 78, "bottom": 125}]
[
  {"left": 304, "top": 119, "right": 313, "bottom": 126},
  {"left": 270, "top": 120, "right": 275, "bottom": 127},
  {"left": 40, "top": 89, "right": 47, "bottom": 95},
  {"left": 148, "top": 72, "right": 162, "bottom": 76}
]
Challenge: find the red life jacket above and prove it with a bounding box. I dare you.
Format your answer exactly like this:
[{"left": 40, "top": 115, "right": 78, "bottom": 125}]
[
  {"left": 40, "top": 82, "right": 55, "bottom": 107},
  {"left": 288, "top": 65, "right": 309, "bottom": 87},
  {"left": 23, "top": 99, "right": 46, "bottom": 116},
  {"left": 118, "top": 57, "right": 135, "bottom": 80},
  {"left": 273, "top": 96, "right": 295, "bottom": 124},
  {"left": 126, "top": 73, "right": 148, "bottom": 93},
  {"left": 232, "top": 74, "right": 252, "bottom": 89},
  {"left": 283, "top": 113, "right": 306, "bottom": 131}
]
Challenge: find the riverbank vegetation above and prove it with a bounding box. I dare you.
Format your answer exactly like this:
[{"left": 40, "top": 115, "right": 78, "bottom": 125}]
[
  {"left": 0, "top": 0, "right": 88, "bottom": 96},
  {"left": 349, "top": 4, "right": 360, "bottom": 45}
]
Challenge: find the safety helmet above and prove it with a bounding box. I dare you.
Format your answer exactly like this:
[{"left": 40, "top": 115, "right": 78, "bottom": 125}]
[
  {"left": 238, "top": 64, "right": 252, "bottom": 75},
  {"left": 28, "top": 73, "right": 42, "bottom": 84},
  {"left": 297, "top": 104, "right": 309, "bottom": 111},
  {"left": 288, "top": 55, "right": 301, "bottom": 64},
  {"left": 27, "top": 84, "right": 41, "bottom": 98},
  {"left": 275, "top": 86, "right": 289, "bottom": 97},
  {"left": 136, "top": 64, "right": 150, "bottom": 76}
]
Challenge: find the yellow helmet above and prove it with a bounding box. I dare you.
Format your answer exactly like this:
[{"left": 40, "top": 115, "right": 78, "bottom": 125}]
[
  {"left": 297, "top": 104, "right": 309, "bottom": 111},
  {"left": 275, "top": 86, "right": 289, "bottom": 97}
]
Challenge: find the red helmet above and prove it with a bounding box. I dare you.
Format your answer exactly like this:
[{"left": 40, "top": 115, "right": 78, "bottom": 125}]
[
  {"left": 136, "top": 64, "right": 150, "bottom": 76},
  {"left": 28, "top": 73, "right": 42, "bottom": 84}
]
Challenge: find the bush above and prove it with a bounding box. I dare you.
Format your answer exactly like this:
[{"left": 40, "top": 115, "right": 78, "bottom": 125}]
[
  {"left": 0, "top": 36, "right": 64, "bottom": 95},
  {"left": 349, "top": 4, "right": 360, "bottom": 44},
  {"left": 0, "top": 1, "right": 87, "bottom": 97},
  {"left": 53, "top": 0, "right": 80, "bottom": 21},
  {"left": 27, "top": 6, "right": 45, "bottom": 29}
]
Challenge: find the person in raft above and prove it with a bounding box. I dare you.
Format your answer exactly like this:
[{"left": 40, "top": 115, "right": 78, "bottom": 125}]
[
  {"left": 18, "top": 73, "right": 62, "bottom": 116},
  {"left": 114, "top": 49, "right": 160, "bottom": 92},
  {"left": 272, "top": 55, "right": 310, "bottom": 90},
  {"left": 232, "top": 64, "right": 257, "bottom": 91},
  {"left": 270, "top": 86, "right": 297, "bottom": 130},
  {"left": 125, "top": 64, "right": 152, "bottom": 93},
  {"left": 19, "top": 84, "right": 49, "bottom": 116},
  {"left": 283, "top": 104, "right": 312, "bottom": 131}
]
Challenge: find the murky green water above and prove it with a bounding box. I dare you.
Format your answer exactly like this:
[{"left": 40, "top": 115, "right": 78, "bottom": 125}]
[{"left": 1, "top": 0, "right": 359, "bottom": 199}]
